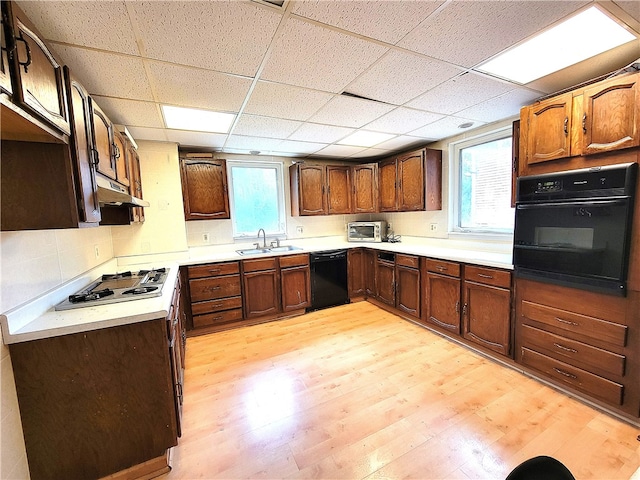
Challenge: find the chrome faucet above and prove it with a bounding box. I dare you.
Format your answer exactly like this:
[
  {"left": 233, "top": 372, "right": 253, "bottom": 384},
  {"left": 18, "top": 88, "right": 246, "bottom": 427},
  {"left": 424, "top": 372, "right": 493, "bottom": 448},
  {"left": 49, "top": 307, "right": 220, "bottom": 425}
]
[{"left": 257, "top": 228, "right": 267, "bottom": 248}]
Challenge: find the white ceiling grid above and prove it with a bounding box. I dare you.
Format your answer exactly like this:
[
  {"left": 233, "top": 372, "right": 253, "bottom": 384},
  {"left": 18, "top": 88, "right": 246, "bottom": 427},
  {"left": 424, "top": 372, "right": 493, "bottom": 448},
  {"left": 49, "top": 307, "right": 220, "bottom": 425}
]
[{"left": 14, "top": 0, "right": 640, "bottom": 160}]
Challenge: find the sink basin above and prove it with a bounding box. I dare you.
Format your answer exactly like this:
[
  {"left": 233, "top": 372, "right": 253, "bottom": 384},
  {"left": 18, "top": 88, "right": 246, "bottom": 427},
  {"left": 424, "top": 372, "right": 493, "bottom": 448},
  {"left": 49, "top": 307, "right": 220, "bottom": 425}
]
[
  {"left": 269, "top": 245, "right": 302, "bottom": 253},
  {"left": 236, "top": 248, "right": 271, "bottom": 255}
]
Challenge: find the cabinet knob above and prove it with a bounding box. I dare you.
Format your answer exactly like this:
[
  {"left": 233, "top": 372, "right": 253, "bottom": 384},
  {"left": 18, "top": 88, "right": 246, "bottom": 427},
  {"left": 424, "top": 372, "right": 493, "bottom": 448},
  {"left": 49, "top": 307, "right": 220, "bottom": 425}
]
[
  {"left": 582, "top": 113, "right": 587, "bottom": 133},
  {"left": 563, "top": 117, "right": 568, "bottom": 135}
]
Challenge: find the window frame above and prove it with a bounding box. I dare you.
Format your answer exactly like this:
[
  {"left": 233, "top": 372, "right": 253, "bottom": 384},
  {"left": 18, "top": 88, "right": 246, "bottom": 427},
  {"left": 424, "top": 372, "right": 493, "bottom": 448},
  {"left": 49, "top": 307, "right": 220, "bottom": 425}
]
[
  {"left": 450, "top": 126, "right": 514, "bottom": 237},
  {"left": 226, "top": 159, "right": 287, "bottom": 241}
]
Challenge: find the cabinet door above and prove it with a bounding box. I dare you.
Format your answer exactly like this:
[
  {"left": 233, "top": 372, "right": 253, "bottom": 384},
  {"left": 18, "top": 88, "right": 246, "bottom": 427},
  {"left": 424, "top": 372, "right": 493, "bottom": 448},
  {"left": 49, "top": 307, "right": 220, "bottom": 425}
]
[
  {"left": 243, "top": 269, "right": 280, "bottom": 318},
  {"left": 281, "top": 265, "right": 310, "bottom": 312},
  {"left": 511, "top": 120, "right": 520, "bottom": 208},
  {"left": 6, "top": 2, "right": 69, "bottom": 135},
  {"left": 396, "top": 265, "right": 420, "bottom": 318},
  {"left": 582, "top": 74, "right": 639, "bottom": 155},
  {"left": 64, "top": 69, "right": 101, "bottom": 224},
  {"left": 364, "top": 249, "right": 376, "bottom": 297},
  {"left": 378, "top": 158, "right": 397, "bottom": 212},
  {"left": 397, "top": 149, "right": 425, "bottom": 211},
  {"left": 298, "top": 165, "right": 326, "bottom": 215},
  {"left": 426, "top": 272, "right": 461, "bottom": 333},
  {"left": 113, "top": 130, "right": 131, "bottom": 188},
  {"left": 463, "top": 281, "right": 511, "bottom": 356},
  {"left": 527, "top": 92, "right": 573, "bottom": 164},
  {"left": 327, "top": 165, "right": 351, "bottom": 214},
  {"left": 90, "top": 100, "right": 116, "bottom": 180},
  {"left": 0, "top": 7, "right": 12, "bottom": 95},
  {"left": 352, "top": 163, "right": 378, "bottom": 213},
  {"left": 376, "top": 260, "right": 395, "bottom": 306},
  {"left": 348, "top": 248, "right": 365, "bottom": 298},
  {"left": 129, "top": 147, "right": 144, "bottom": 223},
  {"left": 180, "top": 158, "right": 230, "bottom": 220}
]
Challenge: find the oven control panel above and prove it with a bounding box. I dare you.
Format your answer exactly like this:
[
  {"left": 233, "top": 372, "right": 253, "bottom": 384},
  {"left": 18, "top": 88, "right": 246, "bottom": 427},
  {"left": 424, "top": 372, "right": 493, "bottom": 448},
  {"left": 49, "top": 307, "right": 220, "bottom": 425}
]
[{"left": 535, "top": 180, "right": 562, "bottom": 193}]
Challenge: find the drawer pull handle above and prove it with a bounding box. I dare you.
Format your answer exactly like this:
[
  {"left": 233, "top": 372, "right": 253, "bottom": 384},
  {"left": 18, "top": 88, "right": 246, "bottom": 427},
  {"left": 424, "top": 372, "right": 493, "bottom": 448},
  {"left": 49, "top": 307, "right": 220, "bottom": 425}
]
[
  {"left": 205, "top": 286, "right": 221, "bottom": 292},
  {"left": 209, "top": 269, "right": 221, "bottom": 274},
  {"left": 212, "top": 303, "right": 224, "bottom": 308},
  {"left": 553, "top": 343, "right": 577, "bottom": 354},
  {"left": 555, "top": 317, "right": 578, "bottom": 326},
  {"left": 553, "top": 367, "right": 577, "bottom": 380},
  {"left": 477, "top": 273, "right": 493, "bottom": 279},
  {"left": 437, "top": 266, "right": 447, "bottom": 272}
]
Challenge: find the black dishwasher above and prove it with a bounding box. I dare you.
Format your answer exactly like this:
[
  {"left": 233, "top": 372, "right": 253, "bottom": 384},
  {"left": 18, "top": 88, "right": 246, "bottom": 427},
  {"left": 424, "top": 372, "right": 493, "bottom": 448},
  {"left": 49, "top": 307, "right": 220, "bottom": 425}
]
[{"left": 309, "top": 249, "right": 349, "bottom": 311}]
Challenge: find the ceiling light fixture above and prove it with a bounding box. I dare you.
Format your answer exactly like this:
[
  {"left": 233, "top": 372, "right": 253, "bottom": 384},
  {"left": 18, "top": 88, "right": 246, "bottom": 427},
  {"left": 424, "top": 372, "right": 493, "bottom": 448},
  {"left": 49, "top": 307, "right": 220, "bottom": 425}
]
[
  {"left": 458, "top": 122, "right": 474, "bottom": 129},
  {"left": 477, "top": 6, "right": 637, "bottom": 84},
  {"left": 162, "top": 105, "right": 236, "bottom": 133},
  {"left": 337, "top": 130, "right": 395, "bottom": 148}
]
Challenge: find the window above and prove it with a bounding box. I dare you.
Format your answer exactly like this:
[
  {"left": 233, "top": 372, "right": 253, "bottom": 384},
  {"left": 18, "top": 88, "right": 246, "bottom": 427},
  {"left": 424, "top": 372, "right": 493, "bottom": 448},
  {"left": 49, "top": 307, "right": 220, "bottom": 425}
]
[
  {"left": 227, "top": 161, "right": 286, "bottom": 239},
  {"left": 452, "top": 128, "right": 514, "bottom": 234}
]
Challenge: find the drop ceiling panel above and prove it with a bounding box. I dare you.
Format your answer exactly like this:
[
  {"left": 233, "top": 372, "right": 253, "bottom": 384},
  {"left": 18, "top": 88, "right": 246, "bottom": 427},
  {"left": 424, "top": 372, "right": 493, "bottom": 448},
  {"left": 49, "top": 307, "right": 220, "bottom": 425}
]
[
  {"left": 315, "top": 144, "right": 367, "bottom": 157},
  {"left": 374, "top": 135, "right": 428, "bottom": 152},
  {"left": 398, "top": 0, "right": 590, "bottom": 67},
  {"left": 345, "top": 50, "right": 464, "bottom": 105},
  {"left": 146, "top": 61, "right": 252, "bottom": 112},
  {"left": 233, "top": 115, "right": 302, "bottom": 139},
  {"left": 51, "top": 45, "right": 154, "bottom": 100},
  {"left": 91, "top": 96, "right": 164, "bottom": 129},
  {"left": 350, "top": 148, "right": 389, "bottom": 159},
  {"left": 166, "top": 130, "right": 228, "bottom": 148},
  {"left": 456, "top": 89, "right": 541, "bottom": 123},
  {"left": 244, "top": 81, "right": 334, "bottom": 121},
  {"left": 290, "top": 0, "right": 444, "bottom": 44},
  {"left": 126, "top": 126, "right": 168, "bottom": 143},
  {"left": 408, "top": 72, "right": 516, "bottom": 115},
  {"left": 410, "top": 115, "right": 486, "bottom": 140},
  {"left": 127, "top": 1, "right": 282, "bottom": 76},
  {"left": 225, "top": 135, "right": 285, "bottom": 151},
  {"left": 261, "top": 17, "right": 389, "bottom": 92},
  {"left": 307, "top": 95, "right": 395, "bottom": 128},
  {"left": 364, "top": 108, "right": 444, "bottom": 135},
  {"left": 274, "top": 140, "right": 327, "bottom": 155},
  {"left": 16, "top": 1, "right": 139, "bottom": 55},
  {"left": 288, "top": 123, "right": 355, "bottom": 143}
]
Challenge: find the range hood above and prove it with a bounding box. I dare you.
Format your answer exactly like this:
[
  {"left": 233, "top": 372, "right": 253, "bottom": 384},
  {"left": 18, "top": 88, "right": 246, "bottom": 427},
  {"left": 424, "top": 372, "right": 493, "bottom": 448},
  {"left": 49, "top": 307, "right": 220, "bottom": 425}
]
[{"left": 96, "top": 175, "right": 149, "bottom": 207}]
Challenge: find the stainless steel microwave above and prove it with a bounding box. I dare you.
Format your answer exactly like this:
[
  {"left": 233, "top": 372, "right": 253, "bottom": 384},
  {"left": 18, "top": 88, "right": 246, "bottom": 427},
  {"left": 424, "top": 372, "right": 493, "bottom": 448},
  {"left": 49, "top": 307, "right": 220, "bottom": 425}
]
[{"left": 347, "top": 221, "right": 386, "bottom": 242}]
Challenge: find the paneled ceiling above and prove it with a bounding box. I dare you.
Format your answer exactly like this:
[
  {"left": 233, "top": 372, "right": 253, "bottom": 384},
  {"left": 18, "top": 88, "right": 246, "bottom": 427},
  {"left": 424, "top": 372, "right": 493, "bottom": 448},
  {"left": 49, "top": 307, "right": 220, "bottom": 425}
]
[{"left": 16, "top": 0, "right": 640, "bottom": 160}]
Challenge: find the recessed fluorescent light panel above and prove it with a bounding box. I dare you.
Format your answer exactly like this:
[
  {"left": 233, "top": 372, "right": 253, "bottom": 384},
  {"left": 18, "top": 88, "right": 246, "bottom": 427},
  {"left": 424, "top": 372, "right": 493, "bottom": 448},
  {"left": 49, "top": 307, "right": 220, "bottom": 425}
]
[
  {"left": 162, "top": 105, "right": 236, "bottom": 133},
  {"left": 477, "top": 6, "right": 637, "bottom": 84},
  {"left": 338, "top": 131, "right": 395, "bottom": 147}
]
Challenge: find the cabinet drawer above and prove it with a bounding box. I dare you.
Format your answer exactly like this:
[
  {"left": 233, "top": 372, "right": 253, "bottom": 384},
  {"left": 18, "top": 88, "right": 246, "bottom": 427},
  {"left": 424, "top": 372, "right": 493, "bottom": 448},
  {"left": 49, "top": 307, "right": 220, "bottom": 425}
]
[
  {"left": 243, "top": 257, "right": 277, "bottom": 272},
  {"left": 191, "top": 296, "right": 243, "bottom": 316},
  {"left": 521, "top": 324, "right": 625, "bottom": 377},
  {"left": 464, "top": 265, "right": 511, "bottom": 288},
  {"left": 279, "top": 253, "right": 309, "bottom": 268},
  {"left": 188, "top": 262, "right": 239, "bottom": 279},
  {"left": 396, "top": 254, "right": 420, "bottom": 269},
  {"left": 193, "top": 308, "right": 243, "bottom": 329},
  {"left": 521, "top": 300, "right": 627, "bottom": 347},
  {"left": 426, "top": 259, "right": 460, "bottom": 277},
  {"left": 520, "top": 347, "right": 623, "bottom": 405},
  {"left": 189, "top": 276, "right": 241, "bottom": 302}
]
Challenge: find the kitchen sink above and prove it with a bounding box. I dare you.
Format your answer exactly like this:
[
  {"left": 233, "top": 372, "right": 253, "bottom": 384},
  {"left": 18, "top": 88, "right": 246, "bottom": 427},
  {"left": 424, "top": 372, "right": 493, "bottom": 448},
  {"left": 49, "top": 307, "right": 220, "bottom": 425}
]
[{"left": 236, "top": 245, "right": 302, "bottom": 255}]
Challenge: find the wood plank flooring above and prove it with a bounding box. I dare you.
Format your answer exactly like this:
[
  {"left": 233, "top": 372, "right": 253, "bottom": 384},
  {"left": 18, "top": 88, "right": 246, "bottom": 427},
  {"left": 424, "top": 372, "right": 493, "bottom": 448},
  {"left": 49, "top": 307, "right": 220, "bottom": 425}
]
[{"left": 161, "top": 302, "right": 640, "bottom": 479}]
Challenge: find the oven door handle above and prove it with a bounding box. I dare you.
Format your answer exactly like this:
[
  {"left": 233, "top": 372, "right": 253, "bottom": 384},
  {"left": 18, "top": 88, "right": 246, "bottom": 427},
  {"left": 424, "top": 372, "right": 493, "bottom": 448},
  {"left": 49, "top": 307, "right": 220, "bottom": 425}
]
[{"left": 516, "top": 198, "right": 629, "bottom": 209}]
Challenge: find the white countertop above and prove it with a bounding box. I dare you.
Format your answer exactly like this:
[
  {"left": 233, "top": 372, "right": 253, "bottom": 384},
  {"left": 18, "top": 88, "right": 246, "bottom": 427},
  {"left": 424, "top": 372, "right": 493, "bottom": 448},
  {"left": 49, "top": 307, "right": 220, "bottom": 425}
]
[{"left": 1, "top": 236, "right": 513, "bottom": 345}]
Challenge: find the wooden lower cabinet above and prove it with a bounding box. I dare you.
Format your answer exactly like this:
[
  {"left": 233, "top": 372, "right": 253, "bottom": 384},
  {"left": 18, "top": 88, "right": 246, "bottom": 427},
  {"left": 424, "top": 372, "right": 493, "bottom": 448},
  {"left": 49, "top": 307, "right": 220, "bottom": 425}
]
[
  {"left": 280, "top": 255, "right": 311, "bottom": 312},
  {"left": 376, "top": 254, "right": 395, "bottom": 306},
  {"left": 9, "top": 319, "right": 178, "bottom": 480},
  {"left": 348, "top": 248, "right": 365, "bottom": 299},
  {"left": 242, "top": 257, "right": 280, "bottom": 319},
  {"left": 515, "top": 278, "right": 640, "bottom": 417},
  {"left": 364, "top": 249, "right": 376, "bottom": 297},
  {"left": 395, "top": 254, "right": 420, "bottom": 319},
  {"left": 424, "top": 259, "right": 461, "bottom": 334},
  {"left": 462, "top": 265, "right": 512, "bottom": 356}
]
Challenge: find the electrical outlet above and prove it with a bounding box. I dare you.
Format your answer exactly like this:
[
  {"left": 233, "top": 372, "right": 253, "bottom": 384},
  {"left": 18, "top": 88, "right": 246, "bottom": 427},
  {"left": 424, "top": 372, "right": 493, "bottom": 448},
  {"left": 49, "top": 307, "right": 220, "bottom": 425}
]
[
  {"left": 203, "top": 233, "right": 210, "bottom": 243},
  {"left": 94, "top": 245, "right": 100, "bottom": 259},
  {"left": 430, "top": 223, "right": 438, "bottom": 232},
  {"left": 296, "top": 226, "right": 304, "bottom": 235}
]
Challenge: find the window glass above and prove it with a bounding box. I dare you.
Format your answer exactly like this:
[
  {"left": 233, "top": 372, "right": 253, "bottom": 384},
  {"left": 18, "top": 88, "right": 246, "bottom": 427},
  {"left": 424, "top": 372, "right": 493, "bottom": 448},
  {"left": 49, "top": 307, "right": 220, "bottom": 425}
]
[
  {"left": 454, "top": 131, "right": 514, "bottom": 234},
  {"left": 227, "top": 161, "right": 286, "bottom": 238}
]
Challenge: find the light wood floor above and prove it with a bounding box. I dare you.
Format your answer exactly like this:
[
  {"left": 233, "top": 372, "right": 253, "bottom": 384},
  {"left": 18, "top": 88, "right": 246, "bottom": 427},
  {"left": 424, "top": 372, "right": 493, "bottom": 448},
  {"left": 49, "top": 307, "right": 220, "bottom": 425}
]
[{"left": 162, "top": 302, "right": 640, "bottom": 479}]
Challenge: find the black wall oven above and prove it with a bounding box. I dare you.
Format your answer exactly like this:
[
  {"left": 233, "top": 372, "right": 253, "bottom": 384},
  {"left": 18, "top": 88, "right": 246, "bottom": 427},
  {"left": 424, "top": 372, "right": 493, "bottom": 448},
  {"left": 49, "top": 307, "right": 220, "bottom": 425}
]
[{"left": 514, "top": 163, "right": 637, "bottom": 296}]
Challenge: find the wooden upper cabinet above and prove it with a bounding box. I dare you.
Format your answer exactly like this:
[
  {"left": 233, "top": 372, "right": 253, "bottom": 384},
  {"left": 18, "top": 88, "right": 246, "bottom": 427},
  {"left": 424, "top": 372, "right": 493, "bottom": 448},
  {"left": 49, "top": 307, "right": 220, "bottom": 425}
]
[
  {"left": 129, "top": 146, "right": 144, "bottom": 223},
  {"left": 378, "top": 158, "right": 398, "bottom": 212},
  {"left": 352, "top": 163, "right": 378, "bottom": 213},
  {"left": 4, "top": 2, "right": 69, "bottom": 135},
  {"left": 0, "top": 9, "right": 12, "bottom": 95},
  {"left": 326, "top": 166, "right": 351, "bottom": 214},
  {"left": 112, "top": 130, "right": 131, "bottom": 188},
  {"left": 526, "top": 92, "right": 573, "bottom": 164},
  {"left": 90, "top": 100, "right": 116, "bottom": 180},
  {"left": 64, "top": 67, "right": 100, "bottom": 225},
  {"left": 180, "top": 155, "right": 230, "bottom": 220},
  {"left": 292, "top": 164, "right": 325, "bottom": 216},
  {"left": 397, "top": 149, "right": 425, "bottom": 211},
  {"left": 582, "top": 74, "right": 639, "bottom": 155}
]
